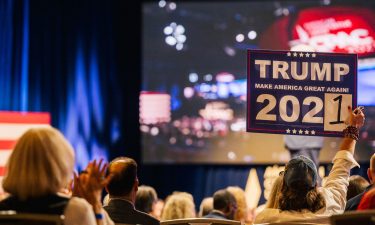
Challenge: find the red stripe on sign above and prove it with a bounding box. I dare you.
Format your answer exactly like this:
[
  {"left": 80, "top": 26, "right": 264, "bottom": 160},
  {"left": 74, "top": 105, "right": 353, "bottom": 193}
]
[
  {"left": 0, "top": 112, "right": 50, "bottom": 124},
  {"left": 0, "top": 141, "right": 16, "bottom": 150},
  {"left": 0, "top": 167, "right": 6, "bottom": 176}
]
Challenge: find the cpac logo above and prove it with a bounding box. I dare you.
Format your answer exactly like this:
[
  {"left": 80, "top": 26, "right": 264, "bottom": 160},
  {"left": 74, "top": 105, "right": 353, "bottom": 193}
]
[{"left": 290, "top": 25, "right": 375, "bottom": 54}]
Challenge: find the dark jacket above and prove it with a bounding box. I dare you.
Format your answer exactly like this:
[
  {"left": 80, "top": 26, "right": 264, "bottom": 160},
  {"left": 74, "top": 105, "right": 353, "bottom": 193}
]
[
  {"left": 345, "top": 184, "right": 374, "bottom": 211},
  {"left": 203, "top": 210, "right": 228, "bottom": 220},
  {"left": 104, "top": 198, "right": 159, "bottom": 225},
  {"left": 0, "top": 194, "right": 69, "bottom": 215}
]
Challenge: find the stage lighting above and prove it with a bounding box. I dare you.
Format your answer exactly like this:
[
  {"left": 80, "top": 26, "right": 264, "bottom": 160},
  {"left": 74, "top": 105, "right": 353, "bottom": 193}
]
[
  {"left": 176, "top": 43, "right": 184, "bottom": 50},
  {"left": 235, "top": 33, "right": 245, "bottom": 42},
  {"left": 158, "top": 0, "right": 166, "bottom": 8},
  {"left": 164, "top": 22, "right": 186, "bottom": 50},
  {"left": 248, "top": 30, "right": 257, "bottom": 40},
  {"left": 188, "top": 72, "right": 198, "bottom": 82},
  {"left": 204, "top": 74, "right": 213, "bottom": 81},
  {"left": 168, "top": 2, "right": 177, "bottom": 10},
  {"left": 164, "top": 26, "right": 173, "bottom": 35}
]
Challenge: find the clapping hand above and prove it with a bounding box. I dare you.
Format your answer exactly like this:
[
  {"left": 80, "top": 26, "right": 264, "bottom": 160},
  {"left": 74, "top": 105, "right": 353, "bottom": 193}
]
[{"left": 72, "top": 159, "right": 112, "bottom": 208}]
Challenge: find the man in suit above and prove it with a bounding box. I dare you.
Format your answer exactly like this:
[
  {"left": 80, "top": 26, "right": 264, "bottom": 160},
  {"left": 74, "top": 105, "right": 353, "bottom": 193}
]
[
  {"left": 204, "top": 189, "right": 237, "bottom": 220},
  {"left": 346, "top": 154, "right": 375, "bottom": 211},
  {"left": 104, "top": 157, "right": 159, "bottom": 225}
]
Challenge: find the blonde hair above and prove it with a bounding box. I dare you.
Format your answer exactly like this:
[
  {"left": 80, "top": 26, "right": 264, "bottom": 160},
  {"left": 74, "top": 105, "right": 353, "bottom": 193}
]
[
  {"left": 265, "top": 175, "right": 283, "bottom": 209},
  {"left": 161, "top": 192, "right": 196, "bottom": 220},
  {"left": 2, "top": 127, "right": 75, "bottom": 200},
  {"left": 198, "top": 197, "right": 213, "bottom": 217},
  {"left": 226, "top": 186, "right": 248, "bottom": 222}
]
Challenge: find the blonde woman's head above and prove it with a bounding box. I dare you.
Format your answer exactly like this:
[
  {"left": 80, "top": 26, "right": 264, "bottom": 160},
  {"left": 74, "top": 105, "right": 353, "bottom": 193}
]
[
  {"left": 226, "top": 186, "right": 247, "bottom": 222},
  {"left": 161, "top": 192, "right": 196, "bottom": 220},
  {"left": 265, "top": 175, "right": 283, "bottom": 209},
  {"left": 2, "top": 127, "right": 75, "bottom": 200}
]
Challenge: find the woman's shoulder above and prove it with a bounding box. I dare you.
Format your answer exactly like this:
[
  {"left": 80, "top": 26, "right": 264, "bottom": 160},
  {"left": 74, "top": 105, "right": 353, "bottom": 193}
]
[
  {"left": 66, "top": 197, "right": 92, "bottom": 211},
  {"left": 64, "top": 197, "right": 96, "bottom": 225}
]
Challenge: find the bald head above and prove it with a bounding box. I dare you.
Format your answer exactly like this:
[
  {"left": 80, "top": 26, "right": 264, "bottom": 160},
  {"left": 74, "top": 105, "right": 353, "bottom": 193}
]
[{"left": 106, "top": 157, "right": 138, "bottom": 196}]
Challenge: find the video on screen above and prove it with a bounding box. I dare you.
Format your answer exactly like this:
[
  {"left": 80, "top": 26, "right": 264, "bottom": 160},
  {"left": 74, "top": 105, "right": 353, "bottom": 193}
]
[{"left": 141, "top": 1, "right": 375, "bottom": 164}]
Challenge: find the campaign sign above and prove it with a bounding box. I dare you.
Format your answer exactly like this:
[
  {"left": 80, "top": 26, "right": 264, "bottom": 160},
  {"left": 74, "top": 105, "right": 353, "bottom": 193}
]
[{"left": 247, "top": 50, "right": 357, "bottom": 137}]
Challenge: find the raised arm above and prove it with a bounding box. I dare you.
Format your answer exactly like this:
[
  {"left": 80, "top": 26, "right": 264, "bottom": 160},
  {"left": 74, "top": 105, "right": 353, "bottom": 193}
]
[
  {"left": 321, "top": 106, "right": 365, "bottom": 214},
  {"left": 340, "top": 106, "right": 365, "bottom": 154}
]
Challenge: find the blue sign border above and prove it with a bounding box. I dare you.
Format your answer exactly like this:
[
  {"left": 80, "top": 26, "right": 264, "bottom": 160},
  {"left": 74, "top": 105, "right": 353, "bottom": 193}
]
[{"left": 247, "top": 49, "right": 357, "bottom": 137}]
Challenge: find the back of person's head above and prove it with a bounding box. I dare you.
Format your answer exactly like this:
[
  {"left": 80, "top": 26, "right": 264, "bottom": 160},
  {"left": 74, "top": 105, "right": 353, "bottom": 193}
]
[
  {"left": 160, "top": 192, "right": 195, "bottom": 220},
  {"left": 368, "top": 154, "right": 375, "bottom": 183},
  {"left": 279, "top": 155, "right": 325, "bottom": 212},
  {"left": 3, "top": 127, "right": 75, "bottom": 200},
  {"left": 106, "top": 157, "right": 137, "bottom": 196},
  {"left": 347, "top": 175, "right": 370, "bottom": 200},
  {"left": 151, "top": 199, "right": 164, "bottom": 220},
  {"left": 213, "top": 189, "right": 237, "bottom": 219},
  {"left": 198, "top": 197, "right": 213, "bottom": 217},
  {"left": 226, "top": 186, "right": 248, "bottom": 222},
  {"left": 357, "top": 187, "right": 375, "bottom": 210},
  {"left": 135, "top": 185, "right": 158, "bottom": 214},
  {"left": 266, "top": 175, "right": 283, "bottom": 209}
]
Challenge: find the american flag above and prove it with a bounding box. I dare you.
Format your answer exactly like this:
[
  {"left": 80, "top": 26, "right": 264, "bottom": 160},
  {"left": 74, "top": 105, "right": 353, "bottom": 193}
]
[{"left": 0, "top": 111, "right": 50, "bottom": 193}]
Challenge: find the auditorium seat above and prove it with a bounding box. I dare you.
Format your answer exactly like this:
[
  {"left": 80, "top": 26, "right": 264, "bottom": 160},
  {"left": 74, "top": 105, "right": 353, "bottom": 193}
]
[
  {"left": 115, "top": 223, "right": 137, "bottom": 225},
  {"left": 330, "top": 210, "right": 375, "bottom": 225},
  {"left": 254, "top": 216, "right": 330, "bottom": 225},
  {"left": 0, "top": 211, "right": 64, "bottom": 225},
  {"left": 160, "top": 218, "right": 241, "bottom": 225}
]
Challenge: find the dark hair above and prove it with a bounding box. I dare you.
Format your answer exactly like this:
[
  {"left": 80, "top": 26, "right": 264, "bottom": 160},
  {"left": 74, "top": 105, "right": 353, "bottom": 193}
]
[
  {"left": 135, "top": 185, "right": 158, "bottom": 213},
  {"left": 278, "top": 180, "right": 325, "bottom": 212},
  {"left": 347, "top": 175, "right": 370, "bottom": 200},
  {"left": 213, "top": 189, "right": 236, "bottom": 211},
  {"left": 106, "top": 157, "right": 137, "bottom": 196}
]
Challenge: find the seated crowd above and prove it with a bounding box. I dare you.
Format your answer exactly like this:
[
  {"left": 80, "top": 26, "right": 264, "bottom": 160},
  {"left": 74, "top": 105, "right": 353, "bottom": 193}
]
[{"left": 0, "top": 106, "right": 374, "bottom": 225}]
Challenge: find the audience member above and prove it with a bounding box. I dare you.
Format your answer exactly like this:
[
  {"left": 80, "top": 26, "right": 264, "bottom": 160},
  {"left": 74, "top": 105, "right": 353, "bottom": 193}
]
[
  {"left": 265, "top": 174, "right": 283, "bottom": 209},
  {"left": 255, "top": 172, "right": 283, "bottom": 216},
  {"left": 104, "top": 157, "right": 159, "bottom": 225},
  {"left": 227, "top": 186, "right": 249, "bottom": 224},
  {"left": 160, "top": 192, "right": 196, "bottom": 220},
  {"left": 151, "top": 199, "right": 164, "bottom": 220},
  {"left": 198, "top": 197, "right": 213, "bottom": 217},
  {"left": 347, "top": 175, "right": 370, "bottom": 200},
  {"left": 0, "top": 127, "right": 113, "bottom": 225},
  {"left": 346, "top": 153, "right": 375, "bottom": 211},
  {"left": 255, "top": 106, "right": 365, "bottom": 224},
  {"left": 357, "top": 186, "right": 375, "bottom": 210},
  {"left": 204, "top": 189, "right": 237, "bottom": 220},
  {"left": 135, "top": 185, "right": 158, "bottom": 215}
]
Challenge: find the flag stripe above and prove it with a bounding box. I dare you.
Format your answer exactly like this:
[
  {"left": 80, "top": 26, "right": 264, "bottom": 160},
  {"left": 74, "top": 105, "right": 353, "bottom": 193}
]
[
  {"left": 0, "top": 112, "right": 50, "bottom": 124},
  {"left": 0, "top": 141, "right": 17, "bottom": 150},
  {"left": 0, "top": 123, "right": 50, "bottom": 139},
  {"left": 0, "top": 167, "right": 6, "bottom": 176},
  {"left": 0, "top": 151, "right": 12, "bottom": 165}
]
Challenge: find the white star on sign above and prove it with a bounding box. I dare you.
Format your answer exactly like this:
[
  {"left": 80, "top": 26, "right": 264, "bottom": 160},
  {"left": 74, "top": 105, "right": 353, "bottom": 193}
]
[
  {"left": 293, "top": 52, "right": 298, "bottom": 57},
  {"left": 311, "top": 130, "right": 316, "bottom": 135},
  {"left": 312, "top": 53, "right": 316, "bottom": 58},
  {"left": 287, "top": 52, "right": 291, "bottom": 56},
  {"left": 299, "top": 129, "right": 303, "bottom": 134},
  {"left": 299, "top": 52, "right": 304, "bottom": 57},
  {"left": 305, "top": 53, "right": 310, "bottom": 57},
  {"left": 286, "top": 129, "right": 291, "bottom": 134},
  {"left": 304, "top": 130, "right": 309, "bottom": 135},
  {"left": 292, "top": 129, "right": 297, "bottom": 134}
]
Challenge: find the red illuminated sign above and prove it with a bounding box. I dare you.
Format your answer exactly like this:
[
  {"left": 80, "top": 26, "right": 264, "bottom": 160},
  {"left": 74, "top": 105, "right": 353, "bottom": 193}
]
[{"left": 260, "top": 7, "right": 375, "bottom": 57}]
